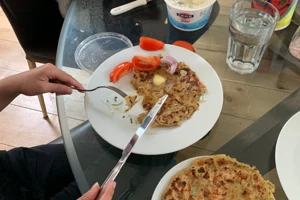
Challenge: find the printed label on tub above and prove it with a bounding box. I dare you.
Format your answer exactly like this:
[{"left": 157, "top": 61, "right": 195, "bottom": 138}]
[{"left": 167, "top": 5, "right": 212, "bottom": 30}]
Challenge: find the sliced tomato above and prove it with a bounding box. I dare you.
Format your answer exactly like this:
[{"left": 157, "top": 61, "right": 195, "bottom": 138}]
[
  {"left": 270, "top": 0, "right": 292, "bottom": 10},
  {"left": 132, "top": 55, "right": 160, "bottom": 71},
  {"left": 110, "top": 62, "right": 133, "bottom": 83},
  {"left": 139, "top": 37, "right": 165, "bottom": 51},
  {"left": 172, "top": 41, "right": 196, "bottom": 52}
]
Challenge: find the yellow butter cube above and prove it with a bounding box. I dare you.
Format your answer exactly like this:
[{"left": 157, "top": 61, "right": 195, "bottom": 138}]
[{"left": 153, "top": 74, "right": 165, "bottom": 86}]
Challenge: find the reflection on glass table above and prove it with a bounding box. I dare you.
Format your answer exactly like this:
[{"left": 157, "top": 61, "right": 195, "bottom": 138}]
[{"left": 55, "top": 0, "right": 300, "bottom": 199}]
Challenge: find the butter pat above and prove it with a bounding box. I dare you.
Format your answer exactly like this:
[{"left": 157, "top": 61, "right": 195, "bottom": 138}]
[{"left": 153, "top": 74, "right": 165, "bottom": 86}]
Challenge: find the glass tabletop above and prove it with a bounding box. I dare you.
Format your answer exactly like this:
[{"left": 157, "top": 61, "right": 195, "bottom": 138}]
[{"left": 56, "top": 0, "right": 300, "bottom": 199}]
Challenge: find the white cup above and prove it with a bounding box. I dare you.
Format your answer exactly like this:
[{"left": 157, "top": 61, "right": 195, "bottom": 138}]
[{"left": 165, "top": 0, "right": 216, "bottom": 31}]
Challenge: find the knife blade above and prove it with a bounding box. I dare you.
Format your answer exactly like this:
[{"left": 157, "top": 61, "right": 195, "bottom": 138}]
[{"left": 96, "top": 94, "right": 168, "bottom": 199}]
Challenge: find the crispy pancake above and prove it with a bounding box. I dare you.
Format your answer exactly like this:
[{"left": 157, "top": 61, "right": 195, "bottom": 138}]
[
  {"left": 162, "top": 155, "right": 275, "bottom": 200},
  {"left": 131, "top": 62, "right": 206, "bottom": 127},
  {"left": 124, "top": 95, "right": 138, "bottom": 112}
]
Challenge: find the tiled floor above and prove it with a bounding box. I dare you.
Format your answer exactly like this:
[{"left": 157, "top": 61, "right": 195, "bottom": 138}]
[{"left": 0, "top": 7, "right": 62, "bottom": 150}]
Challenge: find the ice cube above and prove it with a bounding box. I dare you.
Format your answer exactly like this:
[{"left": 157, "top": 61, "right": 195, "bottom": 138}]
[
  {"left": 250, "top": 18, "right": 264, "bottom": 27},
  {"left": 236, "top": 14, "right": 246, "bottom": 24}
]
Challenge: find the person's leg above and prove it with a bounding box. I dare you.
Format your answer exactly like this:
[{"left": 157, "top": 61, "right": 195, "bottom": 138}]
[
  {"left": 5, "top": 144, "right": 81, "bottom": 199},
  {"left": 50, "top": 181, "right": 81, "bottom": 200},
  {"left": 0, "top": 151, "right": 25, "bottom": 199}
]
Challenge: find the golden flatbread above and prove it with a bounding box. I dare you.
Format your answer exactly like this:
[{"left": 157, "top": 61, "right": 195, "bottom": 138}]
[
  {"left": 124, "top": 95, "right": 138, "bottom": 112},
  {"left": 131, "top": 62, "right": 206, "bottom": 127},
  {"left": 162, "top": 155, "right": 275, "bottom": 200}
]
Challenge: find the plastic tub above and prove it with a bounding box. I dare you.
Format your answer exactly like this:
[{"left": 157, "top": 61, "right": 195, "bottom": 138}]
[
  {"left": 252, "top": 0, "right": 298, "bottom": 31},
  {"left": 75, "top": 32, "right": 133, "bottom": 73},
  {"left": 165, "top": 0, "right": 216, "bottom": 31}
]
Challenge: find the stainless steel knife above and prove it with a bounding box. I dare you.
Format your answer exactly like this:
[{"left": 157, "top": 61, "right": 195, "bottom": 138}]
[
  {"left": 110, "top": 0, "right": 152, "bottom": 16},
  {"left": 96, "top": 94, "right": 168, "bottom": 199}
]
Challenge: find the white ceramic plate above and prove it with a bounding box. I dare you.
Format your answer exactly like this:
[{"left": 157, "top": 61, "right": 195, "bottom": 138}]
[
  {"left": 152, "top": 156, "right": 205, "bottom": 199},
  {"left": 85, "top": 44, "right": 223, "bottom": 155},
  {"left": 276, "top": 111, "right": 300, "bottom": 199},
  {"left": 153, "top": 156, "right": 276, "bottom": 200}
]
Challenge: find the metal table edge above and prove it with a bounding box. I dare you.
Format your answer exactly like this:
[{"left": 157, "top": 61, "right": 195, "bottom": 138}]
[{"left": 55, "top": 0, "right": 89, "bottom": 193}]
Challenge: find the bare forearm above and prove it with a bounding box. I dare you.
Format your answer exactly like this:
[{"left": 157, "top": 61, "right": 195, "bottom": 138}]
[
  {"left": 0, "top": 75, "right": 20, "bottom": 111},
  {"left": 0, "top": 64, "right": 84, "bottom": 111}
]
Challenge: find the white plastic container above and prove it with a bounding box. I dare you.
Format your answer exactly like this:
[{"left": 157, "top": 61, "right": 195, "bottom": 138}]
[{"left": 165, "top": 0, "right": 216, "bottom": 31}]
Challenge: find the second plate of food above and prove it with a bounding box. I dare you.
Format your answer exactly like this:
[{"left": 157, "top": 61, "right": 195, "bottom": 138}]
[
  {"left": 152, "top": 155, "right": 275, "bottom": 199},
  {"left": 276, "top": 111, "right": 300, "bottom": 199},
  {"left": 85, "top": 44, "right": 223, "bottom": 155}
]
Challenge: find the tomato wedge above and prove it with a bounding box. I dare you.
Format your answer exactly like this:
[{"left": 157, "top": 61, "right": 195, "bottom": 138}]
[
  {"left": 132, "top": 55, "right": 160, "bottom": 71},
  {"left": 173, "top": 41, "right": 196, "bottom": 52},
  {"left": 110, "top": 62, "right": 133, "bottom": 83},
  {"left": 139, "top": 37, "right": 165, "bottom": 51}
]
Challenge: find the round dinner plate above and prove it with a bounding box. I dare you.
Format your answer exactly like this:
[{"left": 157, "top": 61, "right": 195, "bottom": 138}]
[
  {"left": 153, "top": 155, "right": 276, "bottom": 200},
  {"left": 152, "top": 156, "right": 205, "bottom": 199},
  {"left": 276, "top": 111, "right": 300, "bottom": 199},
  {"left": 85, "top": 44, "right": 223, "bottom": 155}
]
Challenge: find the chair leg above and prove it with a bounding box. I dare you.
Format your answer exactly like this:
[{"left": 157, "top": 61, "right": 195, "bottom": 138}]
[{"left": 27, "top": 60, "right": 48, "bottom": 118}]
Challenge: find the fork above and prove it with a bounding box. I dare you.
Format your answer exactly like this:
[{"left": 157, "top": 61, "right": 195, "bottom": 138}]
[
  {"left": 70, "top": 85, "right": 128, "bottom": 98},
  {"left": 50, "top": 79, "right": 128, "bottom": 98}
]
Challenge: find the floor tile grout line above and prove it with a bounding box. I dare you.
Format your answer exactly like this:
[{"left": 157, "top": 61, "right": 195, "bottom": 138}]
[
  {"left": 190, "top": 145, "right": 215, "bottom": 153},
  {"left": 0, "top": 67, "right": 25, "bottom": 73},
  {"left": 220, "top": 112, "right": 256, "bottom": 121},
  {"left": 9, "top": 103, "right": 58, "bottom": 116},
  {"left": 2, "top": 66, "right": 293, "bottom": 94},
  {"left": 220, "top": 79, "right": 294, "bottom": 94},
  {"left": 63, "top": 116, "right": 86, "bottom": 122},
  {"left": 0, "top": 38, "right": 19, "bottom": 43},
  {"left": 6, "top": 94, "right": 275, "bottom": 124},
  {"left": 3, "top": 66, "right": 293, "bottom": 94},
  {"left": 221, "top": 112, "right": 258, "bottom": 122},
  {"left": 194, "top": 48, "right": 274, "bottom": 62},
  {"left": 8, "top": 103, "right": 86, "bottom": 122},
  {"left": 0, "top": 142, "right": 16, "bottom": 148},
  {"left": 10, "top": 102, "right": 255, "bottom": 123}
]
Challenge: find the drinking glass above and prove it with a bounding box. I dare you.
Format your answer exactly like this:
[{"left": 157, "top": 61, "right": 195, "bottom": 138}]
[{"left": 226, "top": 0, "right": 280, "bottom": 74}]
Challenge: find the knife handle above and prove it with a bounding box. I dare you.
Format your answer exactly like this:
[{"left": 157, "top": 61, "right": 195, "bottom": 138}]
[
  {"left": 97, "top": 135, "right": 139, "bottom": 199},
  {"left": 110, "top": 0, "right": 147, "bottom": 16},
  {"left": 96, "top": 160, "right": 126, "bottom": 199}
]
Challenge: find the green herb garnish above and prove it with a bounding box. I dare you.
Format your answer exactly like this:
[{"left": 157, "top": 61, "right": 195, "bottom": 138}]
[{"left": 111, "top": 102, "right": 123, "bottom": 106}]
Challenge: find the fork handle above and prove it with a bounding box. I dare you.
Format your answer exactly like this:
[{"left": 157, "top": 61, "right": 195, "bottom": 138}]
[
  {"left": 70, "top": 86, "right": 87, "bottom": 92},
  {"left": 49, "top": 79, "right": 86, "bottom": 92},
  {"left": 96, "top": 159, "right": 126, "bottom": 199}
]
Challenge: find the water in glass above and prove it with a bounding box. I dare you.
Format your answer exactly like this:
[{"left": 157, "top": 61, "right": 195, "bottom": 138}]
[{"left": 227, "top": 6, "right": 277, "bottom": 74}]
